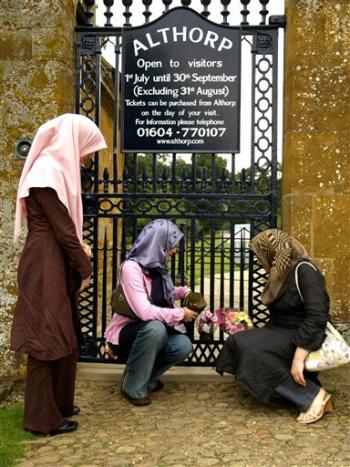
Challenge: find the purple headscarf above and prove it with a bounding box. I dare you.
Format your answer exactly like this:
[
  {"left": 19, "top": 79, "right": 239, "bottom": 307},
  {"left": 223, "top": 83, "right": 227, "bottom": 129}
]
[{"left": 126, "top": 219, "right": 183, "bottom": 304}]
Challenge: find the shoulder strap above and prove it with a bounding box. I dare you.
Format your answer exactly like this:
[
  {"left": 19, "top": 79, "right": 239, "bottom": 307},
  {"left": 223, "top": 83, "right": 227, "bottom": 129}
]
[{"left": 294, "top": 261, "right": 317, "bottom": 302}]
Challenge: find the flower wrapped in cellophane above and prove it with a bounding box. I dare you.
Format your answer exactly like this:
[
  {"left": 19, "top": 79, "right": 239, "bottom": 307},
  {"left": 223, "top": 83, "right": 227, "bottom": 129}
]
[
  {"left": 197, "top": 309, "right": 215, "bottom": 335},
  {"left": 196, "top": 307, "right": 253, "bottom": 340},
  {"left": 213, "top": 308, "right": 253, "bottom": 335}
]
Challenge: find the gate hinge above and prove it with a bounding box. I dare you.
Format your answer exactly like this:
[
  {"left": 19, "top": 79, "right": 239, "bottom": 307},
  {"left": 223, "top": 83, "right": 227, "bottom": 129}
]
[{"left": 269, "top": 15, "right": 286, "bottom": 28}]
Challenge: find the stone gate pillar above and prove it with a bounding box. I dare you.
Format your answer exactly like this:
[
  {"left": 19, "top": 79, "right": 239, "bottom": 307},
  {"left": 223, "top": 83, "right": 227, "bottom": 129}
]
[
  {"left": 282, "top": 1, "right": 350, "bottom": 331},
  {"left": 0, "top": 0, "right": 77, "bottom": 380}
]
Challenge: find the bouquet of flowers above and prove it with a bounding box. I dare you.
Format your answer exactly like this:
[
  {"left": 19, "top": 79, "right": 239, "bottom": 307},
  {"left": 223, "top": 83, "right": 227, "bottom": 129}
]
[
  {"left": 214, "top": 308, "right": 253, "bottom": 335},
  {"left": 197, "top": 307, "right": 253, "bottom": 339},
  {"left": 197, "top": 309, "right": 215, "bottom": 335}
]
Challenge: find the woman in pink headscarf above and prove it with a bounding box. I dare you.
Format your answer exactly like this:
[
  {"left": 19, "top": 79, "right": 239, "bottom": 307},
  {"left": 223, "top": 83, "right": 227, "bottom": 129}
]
[{"left": 11, "top": 114, "right": 107, "bottom": 435}]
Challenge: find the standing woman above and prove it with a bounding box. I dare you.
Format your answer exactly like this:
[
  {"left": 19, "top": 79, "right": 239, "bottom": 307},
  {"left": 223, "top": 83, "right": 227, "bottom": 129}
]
[
  {"left": 11, "top": 114, "right": 107, "bottom": 435},
  {"left": 105, "top": 219, "right": 197, "bottom": 406},
  {"left": 216, "top": 229, "right": 332, "bottom": 424}
]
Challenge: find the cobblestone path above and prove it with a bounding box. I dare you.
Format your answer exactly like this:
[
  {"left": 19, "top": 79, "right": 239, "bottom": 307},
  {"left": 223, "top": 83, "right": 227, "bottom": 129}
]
[{"left": 11, "top": 365, "right": 350, "bottom": 466}]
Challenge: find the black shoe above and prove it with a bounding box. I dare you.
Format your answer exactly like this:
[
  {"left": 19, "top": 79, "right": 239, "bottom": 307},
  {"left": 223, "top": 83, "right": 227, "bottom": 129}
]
[
  {"left": 62, "top": 405, "right": 80, "bottom": 417},
  {"left": 121, "top": 390, "right": 151, "bottom": 406},
  {"left": 49, "top": 420, "right": 79, "bottom": 436},
  {"left": 151, "top": 380, "right": 164, "bottom": 393}
]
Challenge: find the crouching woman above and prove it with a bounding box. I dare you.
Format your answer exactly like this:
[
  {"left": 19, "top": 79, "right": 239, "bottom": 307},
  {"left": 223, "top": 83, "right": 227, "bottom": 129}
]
[
  {"left": 105, "top": 219, "right": 197, "bottom": 406},
  {"left": 216, "top": 229, "right": 332, "bottom": 424}
]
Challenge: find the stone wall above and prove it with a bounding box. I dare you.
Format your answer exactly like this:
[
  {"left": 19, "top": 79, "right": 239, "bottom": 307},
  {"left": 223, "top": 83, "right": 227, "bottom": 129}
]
[
  {"left": 282, "top": 0, "right": 350, "bottom": 332},
  {"left": 0, "top": 0, "right": 77, "bottom": 381}
]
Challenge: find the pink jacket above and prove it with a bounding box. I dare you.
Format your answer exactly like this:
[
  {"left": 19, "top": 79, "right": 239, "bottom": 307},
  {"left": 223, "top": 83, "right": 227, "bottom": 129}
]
[{"left": 104, "top": 260, "right": 189, "bottom": 345}]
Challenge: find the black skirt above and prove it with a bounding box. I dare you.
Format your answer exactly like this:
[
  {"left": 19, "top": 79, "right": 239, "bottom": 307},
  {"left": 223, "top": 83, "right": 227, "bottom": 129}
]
[{"left": 216, "top": 325, "right": 300, "bottom": 402}]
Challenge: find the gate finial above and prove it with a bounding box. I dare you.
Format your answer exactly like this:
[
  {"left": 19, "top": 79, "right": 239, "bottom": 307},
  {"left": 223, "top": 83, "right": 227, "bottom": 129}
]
[
  {"left": 142, "top": 0, "right": 152, "bottom": 23},
  {"left": 83, "top": 0, "right": 95, "bottom": 26},
  {"left": 122, "top": 0, "right": 133, "bottom": 27},
  {"left": 103, "top": 0, "right": 114, "bottom": 27},
  {"left": 221, "top": 0, "right": 231, "bottom": 25},
  {"left": 201, "top": 0, "right": 211, "bottom": 18},
  {"left": 259, "top": 0, "right": 269, "bottom": 25},
  {"left": 162, "top": 0, "right": 172, "bottom": 14},
  {"left": 240, "top": 0, "right": 250, "bottom": 25}
]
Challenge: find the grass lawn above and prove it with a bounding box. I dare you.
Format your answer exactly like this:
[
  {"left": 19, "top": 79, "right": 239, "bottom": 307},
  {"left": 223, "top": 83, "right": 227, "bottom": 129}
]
[{"left": 0, "top": 405, "right": 35, "bottom": 466}]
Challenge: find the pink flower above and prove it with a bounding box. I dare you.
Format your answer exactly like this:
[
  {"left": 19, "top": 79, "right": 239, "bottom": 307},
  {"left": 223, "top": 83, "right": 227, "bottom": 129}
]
[
  {"left": 226, "top": 311, "right": 237, "bottom": 321},
  {"left": 215, "top": 309, "right": 226, "bottom": 326},
  {"left": 199, "top": 308, "right": 252, "bottom": 336},
  {"left": 203, "top": 310, "right": 214, "bottom": 321}
]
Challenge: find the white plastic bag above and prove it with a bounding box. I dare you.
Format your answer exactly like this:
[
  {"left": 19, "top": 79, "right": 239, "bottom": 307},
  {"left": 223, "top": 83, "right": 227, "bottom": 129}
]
[{"left": 295, "top": 261, "right": 350, "bottom": 372}]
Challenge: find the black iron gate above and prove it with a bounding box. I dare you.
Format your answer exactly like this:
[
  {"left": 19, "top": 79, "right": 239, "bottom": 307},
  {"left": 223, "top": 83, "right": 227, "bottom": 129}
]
[{"left": 76, "top": 0, "right": 285, "bottom": 365}]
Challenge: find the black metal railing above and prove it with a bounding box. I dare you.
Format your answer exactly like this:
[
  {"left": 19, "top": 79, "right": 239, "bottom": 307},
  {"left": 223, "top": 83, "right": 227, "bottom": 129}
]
[{"left": 78, "top": 0, "right": 279, "bottom": 28}]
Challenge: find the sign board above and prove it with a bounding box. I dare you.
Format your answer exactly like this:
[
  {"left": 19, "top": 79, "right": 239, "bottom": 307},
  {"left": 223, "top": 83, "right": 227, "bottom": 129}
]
[{"left": 121, "top": 7, "right": 241, "bottom": 153}]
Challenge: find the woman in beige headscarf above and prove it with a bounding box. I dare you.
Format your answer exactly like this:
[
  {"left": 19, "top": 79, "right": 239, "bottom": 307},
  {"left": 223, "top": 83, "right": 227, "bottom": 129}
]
[
  {"left": 11, "top": 114, "right": 107, "bottom": 435},
  {"left": 216, "top": 229, "right": 332, "bottom": 424}
]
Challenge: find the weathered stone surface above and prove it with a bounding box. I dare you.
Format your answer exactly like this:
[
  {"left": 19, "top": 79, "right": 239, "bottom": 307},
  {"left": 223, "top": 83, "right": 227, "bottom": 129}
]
[
  {"left": 274, "top": 434, "right": 294, "bottom": 441},
  {"left": 0, "top": 381, "right": 14, "bottom": 402},
  {"left": 281, "top": 194, "right": 313, "bottom": 252},
  {"left": 284, "top": 59, "right": 349, "bottom": 133},
  {"left": 285, "top": 2, "right": 350, "bottom": 58},
  {"left": 1, "top": 61, "right": 75, "bottom": 102},
  {"left": 313, "top": 196, "right": 350, "bottom": 258},
  {"left": 0, "top": 0, "right": 76, "bottom": 29},
  {"left": 282, "top": 132, "right": 350, "bottom": 195},
  {"left": 0, "top": 30, "right": 32, "bottom": 60},
  {"left": 34, "top": 454, "right": 64, "bottom": 464},
  {"left": 284, "top": 2, "right": 350, "bottom": 132},
  {"left": 115, "top": 445, "right": 137, "bottom": 454},
  {"left": 32, "top": 27, "right": 75, "bottom": 63},
  {"left": 331, "top": 259, "right": 350, "bottom": 322},
  {"left": 283, "top": 0, "right": 350, "bottom": 326}
]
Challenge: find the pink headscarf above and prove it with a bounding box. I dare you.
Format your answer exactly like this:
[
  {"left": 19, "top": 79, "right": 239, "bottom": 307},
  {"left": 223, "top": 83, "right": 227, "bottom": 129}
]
[{"left": 14, "top": 113, "right": 107, "bottom": 241}]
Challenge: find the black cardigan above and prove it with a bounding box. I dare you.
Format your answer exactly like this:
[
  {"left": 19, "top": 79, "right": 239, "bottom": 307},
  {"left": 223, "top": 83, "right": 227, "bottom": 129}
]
[{"left": 269, "top": 260, "right": 330, "bottom": 351}]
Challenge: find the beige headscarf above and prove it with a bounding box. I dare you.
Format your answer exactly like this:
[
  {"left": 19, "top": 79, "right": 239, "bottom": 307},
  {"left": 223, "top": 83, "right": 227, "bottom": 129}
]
[
  {"left": 249, "top": 229, "right": 309, "bottom": 305},
  {"left": 14, "top": 114, "right": 107, "bottom": 242}
]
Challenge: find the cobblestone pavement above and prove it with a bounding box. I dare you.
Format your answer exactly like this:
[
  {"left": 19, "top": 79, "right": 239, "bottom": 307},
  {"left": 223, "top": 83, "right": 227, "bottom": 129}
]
[{"left": 7, "top": 365, "right": 350, "bottom": 467}]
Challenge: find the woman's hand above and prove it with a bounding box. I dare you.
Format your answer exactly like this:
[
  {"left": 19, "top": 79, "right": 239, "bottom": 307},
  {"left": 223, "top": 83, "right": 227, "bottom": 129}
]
[
  {"left": 182, "top": 307, "right": 198, "bottom": 322},
  {"left": 82, "top": 242, "right": 92, "bottom": 258},
  {"left": 79, "top": 275, "right": 91, "bottom": 292},
  {"left": 291, "top": 358, "right": 306, "bottom": 386},
  {"left": 291, "top": 347, "right": 309, "bottom": 386}
]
